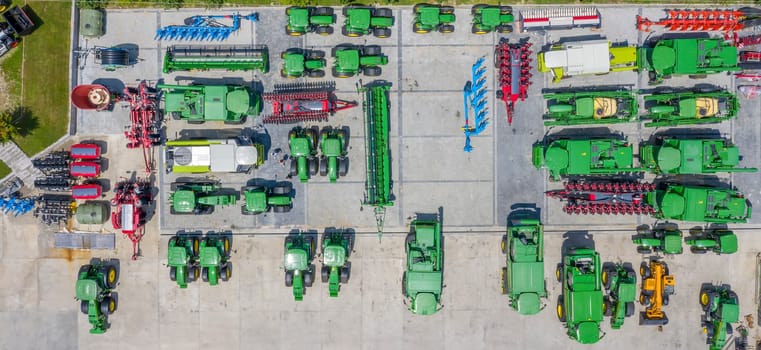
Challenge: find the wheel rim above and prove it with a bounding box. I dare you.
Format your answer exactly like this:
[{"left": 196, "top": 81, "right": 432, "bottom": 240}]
[
  {"left": 700, "top": 292, "right": 709, "bottom": 306},
  {"left": 602, "top": 271, "right": 607, "bottom": 285},
  {"left": 640, "top": 266, "right": 645, "bottom": 276},
  {"left": 109, "top": 300, "right": 115, "bottom": 312},
  {"left": 194, "top": 239, "right": 199, "bottom": 254},
  {"left": 556, "top": 304, "right": 563, "bottom": 319},
  {"left": 500, "top": 240, "right": 505, "bottom": 253},
  {"left": 224, "top": 239, "right": 230, "bottom": 253},
  {"left": 108, "top": 268, "right": 116, "bottom": 284},
  {"left": 602, "top": 302, "right": 607, "bottom": 313},
  {"left": 556, "top": 268, "right": 560, "bottom": 280}
]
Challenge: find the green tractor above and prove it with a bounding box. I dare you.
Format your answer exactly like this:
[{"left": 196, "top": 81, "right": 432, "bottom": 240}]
[
  {"left": 556, "top": 248, "right": 604, "bottom": 344},
  {"left": 699, "top": 284, "right": 740, "bottom": 350},
  {"left": 158, "top": 83, "right": 261, "bottom": 124},
  {"left": 167, "top": 235, "right": 200, "bottom": 288},
  {"left": 501, "top": 218, "right": 546, "bottom": 315},
  {"left": 241, "top": 183, "right": 292, "bottom": 215},
  {"left": 646, "top": 185, "right": 751, "bottom": 223},
  {"left": 199, "top": 235, "right": 232, "bottom": 286},
  {"left": 321, "top": 230, "right": 354, "bottom": 297},
  {"left": 685, "top": 228, "right": 738, "bottom": 255},
  {"left": 471, "top": 5, "right": 514, "bottom": 34},
  {"left": 288, "top": 126, "right": 319, "bottom": 183},
  {"left": 280, "top": 48, "right": 326, "bottom": 78},
  {"left": 403, "top": 216, "right": 443, "bottom": 315},
  {"left": 342, "top": 5, "right": 394, "bottom": 38},
  {"left": 169, "top": 179, "right": 236, "bottom": 215},
  {"left": 631, "top": 224, "right": 683, "bottom": 255},
  {"left": 637, "top": 37, "right": 740, "bottom": 85},
  {"left": 75, "top": 262, "right": 118, "bottom": 334},
  {"left": 412, "top": 4, "right": 455, "bottom": 34},
  {"left": 542, "top": 90, "right": 638, "bottom": 126},
  {"left": 602, "top": 263, "right": 637, "bottom": 329},
  {"left": 285, "top": 6, "right": 335, "bottom": 36},
  {"left": 532, "top": 138, "right": 641, "bottom": 181},
  {"left": 642, "top": 89, "right": 739, "bottom": 127},
  {"left": 319, "top": 126, "right": 349, "bottom": 182},
  {"left": 284, "top": 233, "right": 316, "bottom": 301},
  {"left": 640, "top": 137, "right": 756, "bottom": 175},
  {"left": 332, "top": 44, "right": 387, "bottom": 78}
]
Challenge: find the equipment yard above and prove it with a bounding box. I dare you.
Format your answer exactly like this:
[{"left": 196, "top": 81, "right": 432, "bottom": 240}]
[{"left": 1, "top": 4, "right": 761, "bottom": 350}]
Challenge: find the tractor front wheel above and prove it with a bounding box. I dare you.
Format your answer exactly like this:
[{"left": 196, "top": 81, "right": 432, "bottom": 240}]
[
  {"left": 364, "top": 66, "right": 382, "bottom": 77},
  {"left": 321, "top": 266, "right": 329, "bottom": 283},
  {"left": 315, "top": 26, "right": 333, "bottom": 36},
  {"left": 472, "top": 24, "right": 488, "bottom": 35},
  {"left": 285, "top": 270, "right": 294, "bottom": 287},
  {"left": 363, "top": 45, "right": 382, "bottom": 56},
  {"left": 556, "top": 297, "right": 566, "bottom": 322},
  {"left": 202, "top": 267, "right": 209, "bottom": 282},
  {"left": 220, "top": 263, "right": 232, "bottom": 282},
  {"left": 439, "top": 24, "right": 455, "bottom": 34},
  {"left": 304, "top": 267, "right": 315, "bottom": 287},
  {"left": 555, "top": 264, "right": 562, "bottom": 282},
  {"left": 307, "top": 69, "right": 326, "bottom": 78},
  {"left": 319, "top": 157, "right": 328, "bottom": 176},
  {"left": 338, "top": 158, "right": 349, "bottom": 177},
  {"left": 289, "top": 159, "right": 298, "bottom": 177},
  {"left": 625, "top": 302, "right": 635, "bottom": 317},
  {"left": 374, "top": 28, "right": 391, "bottom": 38},
  {"left": 170, "top": 266, "right": 177, "bottom": 281},
  {"left": 309, "top": 158, "right": 318, "bottom": 176},
  {"left": 340, "top": 263, "right": 350, "bottom": 283},
  {"left": 413, "top": 22, "right": 429, "bottom": 34},
  {"left": 80, "top": 301, "right": 89, "bottom": 315}
]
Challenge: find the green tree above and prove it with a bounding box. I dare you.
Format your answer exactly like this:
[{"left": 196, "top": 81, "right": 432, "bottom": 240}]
[{"left": 0, "top": 111, "right": 20, "bottom": 143}]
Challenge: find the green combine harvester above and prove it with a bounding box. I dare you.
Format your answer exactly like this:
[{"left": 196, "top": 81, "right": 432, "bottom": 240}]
[
  {"left": 284, "top": 233, "right": 316, "bottom": 301},
  {"left": 169, "top": 179, "right": 236, "bottom": 215},
  {"left": 332, "top": 44, "right": 387, "bottom": 78},
  {"left": 162, "top": 45, "right": 269, "bottom": 74},
  {"left": 285, "top": 6, "right": 335, "bottom": 36},
  {"left": 342, "top": 5, "right": 393, "bottom": 38},
  {"left": 637, "top": 37, "right": 741, "bottom": 85},
  {"left": 158, "top": 83, "right": 261, "bottom": 124},
  {"left": 640, "top": 137, "right": 756, "bottom": 175},
  {"left": 699, "top": 284, "right": 740, "bottom": 350},
  {"left": 642, "top": 89, "right": 739, "bottom": 127},
  {"left": 532, "top": 138, "right": 642, "bottom": 181},
  {"left": 288, "top": 126, "right": 319, "bottom": 183},
  {"left": 241, "top": 184, "right": 292, "bottom": 214},
  {"left": 646, "top": 185, "right": 751, "bottom": 223},
  {"left": 501, "top": 218, "right": 546, "bottom": 315},
  {"left": 632, "top": 224, "right": 683, "bottom": 255},
  {"left": 321, "top": 230, "right": 353, "bottom": 297},
  {"left": 362, "top": 83, "right": 393, "bottom": 239},
  {"left": 75, "top": 262, "right": 118, "bottom": 334},
  {"left": 319, "top": 126, "right": 349, "bottom": 182},
  {"left": 556, "top": 248, "right": 604, "bottom": 344},
  {"left": 471, "top": 5, "right": 514, "bottom": 34},
  {"left": 199, "top": 235, "right": 232, "bottom": 286},
  {"left": 167, "top": 234, "right": 200, "bottom": 288},
  {"left": 412, "top": 4, "right": 455, "bottom": 34},
  {"left": 685, "top": 229, "right": 738, "bottom": 255},
  {"left": 543, "top": 89, "right": 638, "bottom": 126},
  {"left": 164, "top": 137, "right": 264, "bottom": 174},
  {"left": 281, "top": 48, "right": 326, "bottom": 78},
  {"left": 602, "top": 263, "right": 636, "bottom": 329},
  {"left": 403, "top": 216, "right": 444, "bottom": 316}
]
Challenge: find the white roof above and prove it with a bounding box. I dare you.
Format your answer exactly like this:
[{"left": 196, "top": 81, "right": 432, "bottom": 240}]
[
  {"left": 171, "top": 138, "right": 259, "bottom": 172},
  {"left": 121, "top": 204, "right": 134, "bottom": 231},
  {"left": 543, "top": 40, "right": 610, "bottom": 76},
  {"left": 210, "top": 144, "right": 236, "bottom": 172}
]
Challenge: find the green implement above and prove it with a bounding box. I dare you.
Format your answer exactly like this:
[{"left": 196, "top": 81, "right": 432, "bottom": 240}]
[
  {"left": 632, "top": 224, "right": 683, "bottom": 255},
  {"left": 471, "top": 5, "right": 514, "bottom": 34},
  {"left": 556, "top": 248, "right": 604, "bottom": 344},
  {"left": 501, "top": 218, "right": 546, "bottom": 315},
  {"left": 602, "top": 263, "right": 637, "bottom": 329},
  {"left": 319, "top": 126, "right": 349, "bottom": 182},
  {"left": 637, "top": 37, "right": 741, "bottom": 85},
  {"left": 332, "top": 44, "right": 387, "bottom": 78},
  {"left": 158, "top": 83, "right": 261, "bottom": 124},
  {"left": 685, "top": 229, "right": 738, "bottom": 255},
  {"left": 285, "top": 6, "right": 335, "bottom": 36},
  {"left": 543, "top": 89, "right": 638, "bottom": 126},
  {"left": 532, "top": 138, "right": 642, "bottom": 181},
  {"left": 241, "top": 184, "right": 292, "bottom": 215},
  {"left": 642, "top": 89, "right": 739, "bottom": 127},
  {"left": 199, "top": 235, "right": 232, "bottom": 286},
  {"left": 167, "top": 235, "right": 200, "bottom": 288},
  {"left": 169, "top": 180, "right": 236, "bottom": 215},
  {"left": 640, "top": 137, "right": 756, "bottom": 175},
  {"left": 342, "top": 5, "right": 393, "bottom": 38},
  {"left": 403, "top": 216, "right": 443, "bottom": 316},
  {"left": 162, "top": 45, "right": 269, "bottom": 74},
  {"left": 284, "top": 233, "right": 316, "bottom": 301},
  {"left": 75, "top": 262, "right": 118, "bottom": 334},
  {"left": 646, "top": 185, "right": 751, "bottom": 223},
  {"left": 413, "top": 4, "right": 455, "bottom": 34},
  {"left": 281, "top": 48, "right": 326, "bottom": 78},
  {"left": 699, "top": 284, "right": 740, "bottom": 350},
  {"left": 361, "top": 83, "right": 393, "bottom": 239},
  {"left": 165, "top": 137, "right": 265, "bottom": 174},
  {"left": 288, "top": 126, "right": 319, "bottom": 183},
  {"left": 321, "top": 230, "right": 353, "bottom": 297}
]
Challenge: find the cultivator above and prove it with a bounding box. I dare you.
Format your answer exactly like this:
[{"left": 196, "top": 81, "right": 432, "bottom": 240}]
[
  {"left": 155, "top": 13, "right": 257, "bottom": 41},
  {"left": 495, "top": 38, "right": 532, "bottom": 126},
  {"left": 34, "top": 194, "right": 74, "bottom": 226},
  {"left": 33, "top": 151, "right": 70, "bottom": 176},
  {"left": 518, "top": 7, "right": 601, "bottom": 32},
  {"left": 262, "top": 82, "right": 357, "bottom": 124},
  {"left": 361, "top": 83, "right": 393, "bottom": 240},
  {"left": 462, "top": 57, "right": 488, "bottom": 152},
  {"left": 547, "top": 182, "right": 657, "bottom": 216},
  {"left": 0, "top": 195, "right": 34, "bottom": 216},
  {"left": 636, "top": 8, "right": 761, "bottom": 32},
  {"left": 163, "top": 45, "right": 269, "bottom": 73},
  {"left": 120, "top": 81, "right": 161, "bottom": 173},
  {"left": 111, "top": 179, "right": 151, "bottom": 260}
]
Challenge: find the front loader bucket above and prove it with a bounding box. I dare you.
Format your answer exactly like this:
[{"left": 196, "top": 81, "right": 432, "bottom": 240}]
[{"left": 639, "top": 313, "right": 668, "bottom": 326}]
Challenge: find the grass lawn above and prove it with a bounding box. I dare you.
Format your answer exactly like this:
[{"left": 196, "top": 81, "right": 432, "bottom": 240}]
[{"left": 0, "top": 160, "right": 11, "bottom": 179}]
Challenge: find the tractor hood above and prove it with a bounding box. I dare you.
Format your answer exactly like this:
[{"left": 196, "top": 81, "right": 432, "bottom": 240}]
[
  {"left": 575, "top": 321, "right": 601, "bottom": 344},
  {"left": 75, "top": 279, "right": 99, "bottom": 300},
  {"left": 718, "top": 232, "right": 738, "bottom": 253},
  {"left": 172, "top": 190, "right": 197, "bottom": 213},
  {"left": 411, "top": 292, "right": 439, "bottom": 315},
  {"left": 516, "top": 292, "right": 541, "bottom": 315},
  {"left": 323, "top": 245, "right": 346, "bottom": 267}
]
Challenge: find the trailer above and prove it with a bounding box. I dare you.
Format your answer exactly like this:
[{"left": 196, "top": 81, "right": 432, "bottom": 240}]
[{"left": 162, "top": 45, "right": 269, "bottom": 74}]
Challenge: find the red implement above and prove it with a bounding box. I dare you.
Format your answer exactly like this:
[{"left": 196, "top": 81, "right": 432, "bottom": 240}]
[
  {"left": 637, "top": 9, "right": 746, "bottom": 32},
  {"left": 111, "top": 179, "right": 152, "bottom": 260},
  {"left": 495, "top": 38, "right": 532, "bottom": 125},
  {"left": 547, "top": 181, "right": 656, "bottom": 217},
  {"left": 118, "top": 82, "right": 161, "bottom": 173},
  {"left": 262, "top": 82, "right": 357, "bottom": 124}
]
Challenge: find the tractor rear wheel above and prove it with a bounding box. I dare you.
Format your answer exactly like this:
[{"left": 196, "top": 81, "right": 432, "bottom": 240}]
[
  {"left": 319, "top": 157, "right": 328, "bottom": 176},
  {"left": 170, "top": 267, "right": 177, "bottom": 281},
  {"left": 556, "top": 297, "right": 566, "bottom": 322},
  {"left": 103, "top": 265, "right": 118, "bottom": 289},
  {"left": 285, "top": 26, "right": 303, "bottom": 36},
  {"left": 439, "top": 24, "right": 455, "bottom": 34},
  {"left": 304, "top": 267, "right": 315, "bottom": 287},
  {"left": 500, "top": 267, "right": 507, "bottom": 294},
  {"left": 321, "top": 266, "right": 329, "bottom": 283},
  {"left": 332, "top": 67, "right": 354, "bottom": 78},
  {"left": 374, "top": 28, "right": 391, "bottom": 38},
  {"left": 625, "top": 302, "right": 635, "bottom": 317},
  {"left": 500, "top": 236, "right": 507, "bottom": 254},
  {"left": 340, "top": 264, "right": 350, "bottom": 283},
  {"left": 338, "top": 158, "right": 349, "bottom": 177},
  {"left": 285, "top": 270, "right": 294, "bottom": 287},
  {"left": 80, "top": 301, "right": 89, "bottom": 315},
  {"left": 202, "top": 267, "right": 209, "bottom": 282}
]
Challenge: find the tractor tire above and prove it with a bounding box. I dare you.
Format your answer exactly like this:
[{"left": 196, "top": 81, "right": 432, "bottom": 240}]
[
  {"left": 603, "top": 297, "right": 613, "bottom": 317},
  {"left": 304, "top": 267, "right": 315, "bottom": 287},
  {"left": 363, "top": 45, "right": 382, "bottom": 56},
  {"left": 625, "top": 302, "right": 635, "bottom": 317},
  {"left": 374, "top": 28, "right": 392, "bottom": 38},
  {"left": 309, "top": 50, "right": 326, "bottom": 60},
  {"left": 273, "top": 185, "right": 291, "bottom": 195},
  {"left": 170, "top": 266, "right": 177, "bottom": 281},
  {"left": 346, "top": 29, "right": 363, "bottom": 38},
  {"left": 640, "top": 262, "right": 651, "bottom": 278},
  {"left": 338, "top": 158, "right": 349, "bottom": 177},
  {"left": 78, "top": 264, "right": 91, "bottom": 277},
  {"left": 309, "top": 158, "right": 318, "bottom": 176},
  {"left": 319, "top": 157, "right": 328, "bottom": 176},
  {"left": 413, "top": 4, "right": 424, "bottom": 14},
  {"left": 639, "top": 294, "right": 651, "bottom": 307},
  {"left": 285, "top": 270, "right": 294, "bottom": 287},
  {"left": 500, "top": 6, "right": 513, "bottom": 14},
  {"left": 364, "top": 66, "right": 382, "bottom": 77},
  {"left": 662, "top": 294, "right": 669, "bottom": 306},
  {"left": 555, "top": 264, "right": 562, "bottom": 282},
  {"left": 405, "top": 234, "right": 414, "bottom": 253},
  {"left": 413, "top": 22, "right": 430, "bottom": 34},
  {"left": 202, "top": 267, "right": 209, "bottom": 282},
  {"left": 472, "top": 24, "right": 488, "bottom": 35},
  {"left": 315, "top": 25, "right": 333, "bottom": 36},
  {"left": 340, "top": 264, "right": 350, "bottom": 284},
  {"left": 220, "top": 263, "right": 231, "bottom": 282},
  {"left": 556, "top": 297, "right": 566, "bottom": 322},
  {"left": 439, "top": 24, "right": 455, "bottom": 34},
  {"left": 402, "top": 272, "right": 407, "bottom": 296},
  {"left": 688, "top": 74, "right": 707, "bottom": 79},
  {"left": 690, "top": 246, "right": 708, "bottom": 254},
  {"left": 307, "top": 69, "right": 326, "bottom": 78},
  {"left": 472, "top": 4, "right": 487, "bottom": 15},
  {"left": 188, "top": 266, "right": 199, "bottom": 282},
  {"left": 223, "top": 237, "right": 231, "bottom": 256},
  {"left": 273, "top": 205, "right": 288, "bottom": 213},
  {"left": 80, "top": 301, "right": 89, "bottom": 315},
  {"left": 286, "top": 26, "right": 303, "bottom": 37},
  {"left": 603, "top": 269, "right": 616, "bottom": 290},
  {"left": 193, "top": 238, "right": 200, "bottom": 256},
  {"left": 500, "top": 267, "right": 508, "bottom": 294},
  {"left": 289, "top": 159, "right": 298, "bottom": 177},
  {"left": 321, "top": 266, "right": 329, "bottom": 283},
  {"left": 103, "top": 265, "right": 118, "bottom": 289},
  {"left": 374, "top": 8, "right": 393, "bottom": 18},
  {"left": 636, "top": 246, "right": 652, "bottom": 254},
  {"left": 441, "top": 6, "right": 454, "bottom": 14},
  {"left": 332, "top": 67, "right": 354, "bottom": 78},
  {"left": 496, "top": 25, "right": 512, "bottom": 33},
  {"left": 280, "top": 69, "right": 289, "bottom": 78},
  {"left": 101, "top": 297, "right": 115, "bottom": 315}
]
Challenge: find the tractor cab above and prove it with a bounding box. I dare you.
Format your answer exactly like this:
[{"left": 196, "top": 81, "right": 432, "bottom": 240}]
[
  {"left": 323, "top": 245, "right": 346, "bottom": 267},
  {"left": 75, "top": 279, "right": 100, "bottom": 301}
]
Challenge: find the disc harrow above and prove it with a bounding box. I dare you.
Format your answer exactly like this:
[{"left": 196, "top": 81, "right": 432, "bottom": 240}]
[
  {"left": 119, "top": 81, "right": 161, "bottom": 173},
  {"left": 495, "top": 38, "right": 532, "bottom": 125},
  {"left": 547, "top": 181, "right": 656, "bottom": 216},
  {"left": 111, "top": 179, "right": 152, "bottom": 260},
  {"left": 262, "top": 82, "right": 357, "bottom": 124}
]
